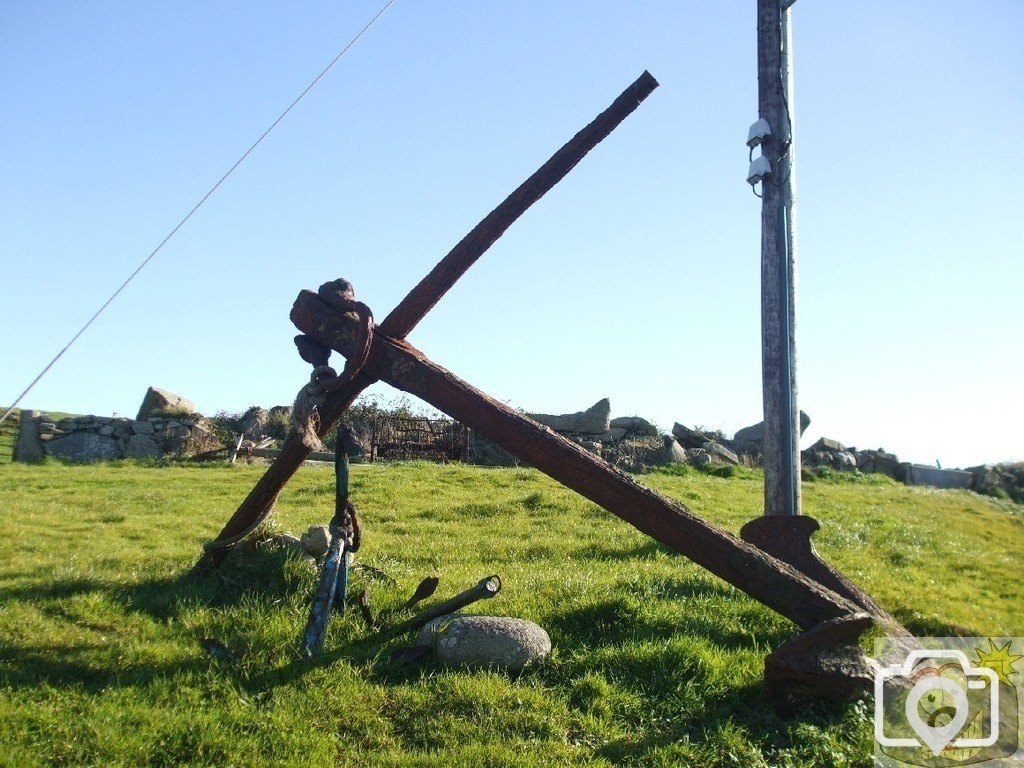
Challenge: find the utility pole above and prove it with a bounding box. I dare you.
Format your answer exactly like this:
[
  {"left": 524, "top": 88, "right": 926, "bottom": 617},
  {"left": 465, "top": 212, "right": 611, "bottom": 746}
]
[
  {"left": 756, "top": 0, "right": 800, "bottom": 518},
  {"left": 742, "top": 0, "right": 871, "bottom": 607}
]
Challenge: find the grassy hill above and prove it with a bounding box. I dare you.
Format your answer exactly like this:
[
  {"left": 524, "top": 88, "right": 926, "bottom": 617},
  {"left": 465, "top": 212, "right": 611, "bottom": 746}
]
[{"left": 0, "top": 461, "right": 1020, "bottom": 767}]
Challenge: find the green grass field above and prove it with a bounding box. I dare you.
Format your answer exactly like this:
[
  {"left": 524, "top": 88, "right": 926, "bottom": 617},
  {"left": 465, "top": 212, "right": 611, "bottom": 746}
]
[{"left": 0, "top": 460, "right": 1021, "bottom": 767}]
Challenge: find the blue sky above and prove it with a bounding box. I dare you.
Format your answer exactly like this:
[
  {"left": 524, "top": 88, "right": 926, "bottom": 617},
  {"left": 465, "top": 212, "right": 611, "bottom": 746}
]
[{"left": 2, "top": 1, "right": 1021, "bottom": 469}]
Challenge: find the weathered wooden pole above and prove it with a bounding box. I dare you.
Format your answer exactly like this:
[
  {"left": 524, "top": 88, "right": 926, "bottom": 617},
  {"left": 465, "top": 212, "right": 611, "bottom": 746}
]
[{"left": 758, "top": 0, "right": 801, "bottom": 518}]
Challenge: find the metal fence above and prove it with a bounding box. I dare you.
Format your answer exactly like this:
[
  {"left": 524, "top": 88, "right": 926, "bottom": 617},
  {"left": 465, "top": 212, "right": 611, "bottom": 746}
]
[{"left": 369, "top": 415, "right": 468, "bottom": 463}]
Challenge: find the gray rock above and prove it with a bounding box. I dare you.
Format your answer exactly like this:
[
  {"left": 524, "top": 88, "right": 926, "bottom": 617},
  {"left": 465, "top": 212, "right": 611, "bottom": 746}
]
[
  {"left": 597, "top": 427, "right": 627, "bottom": 443},
  {"left": 610, "top": 416, "right": 658, "bottom": 438},
  {"left": 969, "top": 465, "right": 1002, "bottom": 496},
  {"left": 733, "top": 410, "right": 811, "bottom": 447},
  {"left": 690, "top": 449, "right": 712, "bottom": 466},
  {"left": 125, "top": 434, "right": 163, "bottom": 460},
  {"left": 528, "top": 398, "right": 610, "bottom": 435},
  {"left": 98, "top": 425, "right": 115, "bottom": 437},
  {"left": 812, "top": 437, "right": 847, "bottom": 453},
  {"left": 671, "top": 422, "right": 710, "bottom": 449},
  {"left": 647, "top": 435, "right": 687, "bottom": 465},
  {"left": 416, "top": 615, "right": 551, "bottom": 673},
  {"left": 833, "top": 451, "right": 857, "bottom": 471},
  {"left": 854, "top": 448, "right": 903, "bottom": 480},
  {"left": 705, "top": 441, "right": 740, "bottom": 465},
  {"left": 45, "top": 432, "right": 120, "bottom": 462},
  {"left": 58, "top": 418, "right": 78, "bottom": 431},
  {"left": 136, "top": 386, "right": 197, "bottom": 420},
  {"left": 13, "top": 411, "right": 45, "bottom": 463},
  {"left": 301, "top": 525, "right": 332, "bottom": 557}
]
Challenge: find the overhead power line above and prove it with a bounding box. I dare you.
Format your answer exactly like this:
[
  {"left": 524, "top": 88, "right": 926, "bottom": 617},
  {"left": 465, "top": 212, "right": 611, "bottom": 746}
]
[{"left": 0, "top": 0, "right": 399, "bottom": 425}]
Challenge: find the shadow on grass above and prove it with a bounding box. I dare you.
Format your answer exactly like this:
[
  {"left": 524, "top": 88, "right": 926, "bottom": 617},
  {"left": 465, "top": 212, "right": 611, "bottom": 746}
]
[
  {"left": 0, "top": 544, "right": 298, "bottom": 620},
  {"left": 0, "top": 643, "right": 202, "bottom": 691},
  {"left": 0, "top": 544, "right": 304, "bottom": 693}
]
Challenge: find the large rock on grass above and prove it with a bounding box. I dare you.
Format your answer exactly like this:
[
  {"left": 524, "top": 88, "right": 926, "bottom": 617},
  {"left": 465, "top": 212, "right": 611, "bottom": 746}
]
[
  {"left": 416, "top": 615, "right": 551, "bottom": 673},
  {"left": 136, "top": 387, "right": 197, "bottom": 420},
  {"left": 528, "top": 398, "right": 610, "bottom": 435}
]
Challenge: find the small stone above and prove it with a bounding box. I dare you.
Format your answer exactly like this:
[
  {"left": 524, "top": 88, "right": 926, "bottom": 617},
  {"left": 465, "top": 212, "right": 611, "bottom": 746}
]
[
  {"left": 301, "top": 525, "right": 332, "bottom": 557},
  {"left": 132, "top": 420, "right": 155, "bottom": 435},
  {"left": 98, "top": 425, "right": 115, "bottom": 437},
  {"left": 416, "top": 615, "right": 551, "bottom": 673}
]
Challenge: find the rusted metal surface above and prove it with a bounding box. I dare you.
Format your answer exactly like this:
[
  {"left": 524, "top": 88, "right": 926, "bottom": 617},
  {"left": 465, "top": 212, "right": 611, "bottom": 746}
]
[
  {"left": 739, "top": 514, "right": 896, "bottom": 623},
  {"left": 379, "top": 70, "right": 659, "bottom": 341},
  {"left": 291, "top": 288, "right": 867, "bottom": 632},
  {"left": 191, "top": 71, "right": 658, "bottom": 573},
  {"left": 384, "top": 575, "right": 502, "bottom": 639}
]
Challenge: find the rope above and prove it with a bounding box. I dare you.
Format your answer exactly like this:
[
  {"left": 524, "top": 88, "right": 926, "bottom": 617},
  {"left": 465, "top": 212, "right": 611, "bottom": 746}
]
[
  {"left": 290, "top": 298, "right": 374, "bottom": 449},
  {"left": 0, "top": 0, "right": 399, "bottom": 427}
]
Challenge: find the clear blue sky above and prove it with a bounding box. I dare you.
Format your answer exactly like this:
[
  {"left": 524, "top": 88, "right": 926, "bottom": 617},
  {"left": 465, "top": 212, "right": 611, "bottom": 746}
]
[{"left": 2, "top": 1, "right": 1021, "bottom": 469}]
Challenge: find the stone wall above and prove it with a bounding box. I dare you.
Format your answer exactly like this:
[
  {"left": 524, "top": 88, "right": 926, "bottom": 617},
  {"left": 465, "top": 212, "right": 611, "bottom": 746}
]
[{"left": 24, "top": 412, "right": 223, "bottom": 462}]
